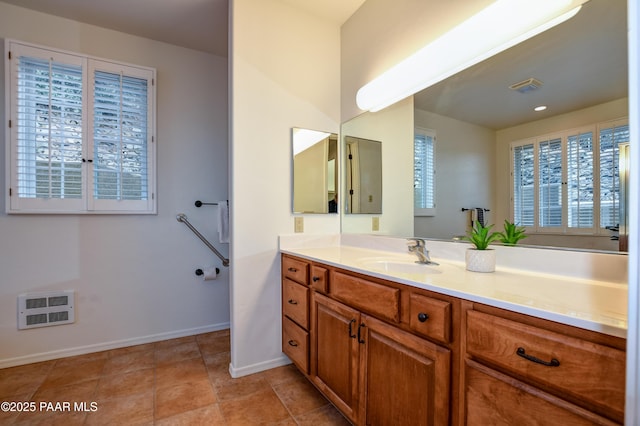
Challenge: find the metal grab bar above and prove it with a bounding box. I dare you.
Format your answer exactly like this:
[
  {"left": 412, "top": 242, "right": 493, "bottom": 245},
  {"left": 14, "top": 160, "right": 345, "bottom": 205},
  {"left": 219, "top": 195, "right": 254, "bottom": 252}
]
[{"left": 176, "top": 213, "right": 229, "bottom": 267}]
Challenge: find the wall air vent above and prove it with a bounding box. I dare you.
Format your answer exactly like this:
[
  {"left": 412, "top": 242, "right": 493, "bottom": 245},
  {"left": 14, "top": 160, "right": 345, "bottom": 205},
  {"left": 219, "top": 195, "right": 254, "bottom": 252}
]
[
  {"left": 509, "top": 77, "right": 543, "bottom": 94},
  {"left": 18, "top": 290, "right": 75, "bottom": 330}
]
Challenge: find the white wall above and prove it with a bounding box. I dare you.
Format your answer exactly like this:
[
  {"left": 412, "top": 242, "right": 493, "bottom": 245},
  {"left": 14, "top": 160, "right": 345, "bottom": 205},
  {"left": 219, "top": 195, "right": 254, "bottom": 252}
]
[
  {"left": 625, "top": 1, "right": 639, "bottom": 422},
  {"left": 0, "top": 3, "right": 230, "bottom": 366},
  {"left": 414, "top": 109, "right": 496, "bottom": 239},
  {"left": 229, "top": 0, "right": 341, "bottom": 376}
]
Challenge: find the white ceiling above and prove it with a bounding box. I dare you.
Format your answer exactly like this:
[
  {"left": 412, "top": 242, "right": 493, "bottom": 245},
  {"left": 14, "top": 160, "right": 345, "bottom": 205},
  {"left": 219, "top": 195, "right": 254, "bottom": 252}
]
[
  {"left": 414, "top": 0, "right": 628, "bottom": 129},
  {"left": 0, "top": 0, "right": 366, "bottom": 57}
]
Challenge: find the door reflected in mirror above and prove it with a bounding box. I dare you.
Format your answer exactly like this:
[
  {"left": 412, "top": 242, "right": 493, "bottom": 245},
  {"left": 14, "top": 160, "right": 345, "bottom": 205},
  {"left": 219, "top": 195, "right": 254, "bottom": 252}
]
[
  {"left": 292, "top": 128, "right": 338, "bottom": 214},
  {"left": 345, "top": 136, "right": 382, "bottom": 214}
]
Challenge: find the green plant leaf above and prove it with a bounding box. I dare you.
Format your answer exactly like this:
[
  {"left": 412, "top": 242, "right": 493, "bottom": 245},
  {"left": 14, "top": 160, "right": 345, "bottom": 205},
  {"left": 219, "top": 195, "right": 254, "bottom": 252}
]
[
  {"left": 462, "top": 223, "right": 501, "bottom": 250},
  {"left": 498, "top": 219, "right": 527, "bottom": 245}
]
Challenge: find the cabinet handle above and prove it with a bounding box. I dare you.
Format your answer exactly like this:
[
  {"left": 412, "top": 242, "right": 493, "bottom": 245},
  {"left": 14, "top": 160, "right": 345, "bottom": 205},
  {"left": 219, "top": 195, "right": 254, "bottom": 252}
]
[
  {"left": 312, "top": 276, "right": 320, "bottom": 282},
  {"left": 417, "top": 312, "right": 429, "bottom": 322},
  {"left": 288, "top": 340, "right": 298, "bottom": 347},
  {"left": 348, "top": 319, "right": 357, "bottom": 338},
  {"left": 288, "top": 267, "right": 298, "bottom": 272},
  {"left": 287, "top": 299, "right": 298, "bottom": 305},
  {"left": 516, "top": 347, "right": 560, "bottom": 367},
  {"left": 357, "top": 323, "right": 366, "bottom": 344}
]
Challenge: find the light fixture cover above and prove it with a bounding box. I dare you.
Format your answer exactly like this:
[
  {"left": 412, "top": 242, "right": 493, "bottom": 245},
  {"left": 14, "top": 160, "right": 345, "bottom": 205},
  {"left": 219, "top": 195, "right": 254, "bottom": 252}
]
[{"left": 356, "top": 0, "right": 587, "bottom": 112}]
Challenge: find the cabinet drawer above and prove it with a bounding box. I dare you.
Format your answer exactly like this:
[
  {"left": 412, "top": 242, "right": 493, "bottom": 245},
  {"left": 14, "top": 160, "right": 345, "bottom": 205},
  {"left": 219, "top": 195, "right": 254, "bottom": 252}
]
[
  {"left": 466, "top": 310, "right": 625, "bottom": 420},
  {"left": 283, "top": 317, "right": 309, "bottom": 374},
  {"left": 331, "top": 272, "right": 400, "bottom": 323},
  {"left": 465, "top": 360, "right": 618, "bottom": 426},
  {"left": 310, "top": 265, "right": 329, "bottom": 293},
  {"left": 408, "top": 293, "right": 451, "bottom": 344},
  {"left": 282, "top": 256, "right": 309, "bottom": 285},
  {"left": 283, "top": 278, "right": 309, "bottom": 329}
]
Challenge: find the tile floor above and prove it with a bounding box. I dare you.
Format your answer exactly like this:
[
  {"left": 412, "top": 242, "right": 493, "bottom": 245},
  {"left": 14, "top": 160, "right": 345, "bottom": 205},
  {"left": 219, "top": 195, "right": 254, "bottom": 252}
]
[{"left": 0, "top": 330, "right": 351, "bottom": 425}]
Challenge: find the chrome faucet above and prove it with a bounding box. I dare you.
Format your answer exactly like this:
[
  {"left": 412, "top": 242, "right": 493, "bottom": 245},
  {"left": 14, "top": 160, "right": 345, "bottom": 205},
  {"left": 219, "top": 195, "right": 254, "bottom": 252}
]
[{"left": 407, "top": 238, "right": 439, "bottom": 265}]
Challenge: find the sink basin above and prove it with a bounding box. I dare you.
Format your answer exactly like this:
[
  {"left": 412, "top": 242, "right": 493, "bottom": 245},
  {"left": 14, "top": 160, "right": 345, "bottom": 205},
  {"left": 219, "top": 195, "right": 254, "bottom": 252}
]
[{"left": 359, "top": 259, "right": 442, "bottom": 276}]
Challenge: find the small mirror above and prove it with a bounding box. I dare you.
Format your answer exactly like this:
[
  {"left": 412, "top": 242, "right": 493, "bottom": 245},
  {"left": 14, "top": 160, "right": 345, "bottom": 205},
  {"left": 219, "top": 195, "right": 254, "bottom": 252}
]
[
  {"left": 292, "top": 128, "right": 338, "bottom": 214},
  {"left": 344, "top": 136, "right": 382, "bottom": 214}
]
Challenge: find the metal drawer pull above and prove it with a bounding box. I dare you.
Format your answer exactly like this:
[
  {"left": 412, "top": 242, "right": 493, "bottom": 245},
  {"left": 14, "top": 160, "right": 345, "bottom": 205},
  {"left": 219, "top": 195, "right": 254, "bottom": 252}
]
[
  {"left": 418, "top": 312, "right": 429, "bottom": 322},
  {"left": 312, "top": 276, "right": 320, "bottom": 282},
  {"left": 288, "top": 267, "right": 298, "bottom": 272},
  {"left": 288, "top": 340, "right": 298, "bottom": 347},
  {"left": 357, "top": 323, "right": 366, "bottom": 344},
  {"left": 516, "top": 347, "right": 560, "bottom": 367},
  {"left": 288, "top": 299, "right": 298, "bottom": 305},
  {"left": 348, "top": 319, "right": 357, "bottom": 338}
]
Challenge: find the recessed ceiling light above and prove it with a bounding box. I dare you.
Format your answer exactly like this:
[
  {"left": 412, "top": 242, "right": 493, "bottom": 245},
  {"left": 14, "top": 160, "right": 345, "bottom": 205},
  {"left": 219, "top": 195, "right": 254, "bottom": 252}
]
[{"left": 534, "top": 105, "right": 547, "bottom": 112}]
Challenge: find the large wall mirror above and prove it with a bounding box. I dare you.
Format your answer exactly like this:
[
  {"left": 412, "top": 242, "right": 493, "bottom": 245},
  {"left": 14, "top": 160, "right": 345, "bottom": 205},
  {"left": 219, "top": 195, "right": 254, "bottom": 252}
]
[
  {"left": 292, "top": 128, "right": 338, "bottom": 214},
  {"left": 341, "top": 0, "right": 629, "bottom": 253}
]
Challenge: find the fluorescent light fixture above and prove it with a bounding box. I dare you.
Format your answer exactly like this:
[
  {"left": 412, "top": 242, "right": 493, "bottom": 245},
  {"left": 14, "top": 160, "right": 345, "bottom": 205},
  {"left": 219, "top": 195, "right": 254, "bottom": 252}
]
[
  {"left": 293, "top": 128, "right": 331, "bottom": 155},
  {"left": 356, "top": 0, "right": 587, "bottom": 112},
  {"left": 534, "top": 105, "right": 548, "bottom": 112}
]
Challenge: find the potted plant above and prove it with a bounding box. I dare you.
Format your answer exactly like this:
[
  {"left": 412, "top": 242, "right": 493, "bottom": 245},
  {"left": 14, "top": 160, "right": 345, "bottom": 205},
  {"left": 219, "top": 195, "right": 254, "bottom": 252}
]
[
  {"left": 498, "top": 220, "right": 527, "bottom": 245},
  {"left": 463, "top": 223, "right": 501, "bottom": 272}
]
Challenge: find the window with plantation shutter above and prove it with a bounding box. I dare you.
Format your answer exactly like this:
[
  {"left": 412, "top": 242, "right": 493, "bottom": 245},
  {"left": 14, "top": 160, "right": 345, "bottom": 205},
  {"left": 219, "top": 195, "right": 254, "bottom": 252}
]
[
  {"left": 538, "top": 137, "right": 563, "bottom": 229},
  {"left": 512, "top": 142, "right": 534, "bottom": 227},
  {"left": 599, "top": 121, "right": 629, "bottom": 230},
  {"left": 567, "top": 129, "right": 594, "bottom": 229},
  {"left": 414, "top": 127, "right": 435, "bottom": 216},
  {"left": 510, "top": 119, "right": 627, "bottom": 236},
  {"left": 6, "top": 40, "right": 156, "bottom": 214}
]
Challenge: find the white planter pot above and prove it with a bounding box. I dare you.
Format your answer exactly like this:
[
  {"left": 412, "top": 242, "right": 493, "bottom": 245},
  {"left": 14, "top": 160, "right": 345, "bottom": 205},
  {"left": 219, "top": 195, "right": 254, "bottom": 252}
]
[{"left": 465, "top": 249, "right": 496, "bottom": 273}]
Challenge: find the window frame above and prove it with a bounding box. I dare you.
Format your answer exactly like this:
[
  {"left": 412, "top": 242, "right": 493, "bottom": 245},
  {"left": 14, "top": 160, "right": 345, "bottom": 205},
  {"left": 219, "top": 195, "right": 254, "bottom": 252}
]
[
  {"left": 510, "top": 119, "right": 628, "bottom": 236},
  {"left": 5, "top": 39, "right": 156, "bottom": 214},
  {"left": 414, "top": 126, "right": 436, "bottom": 217}
]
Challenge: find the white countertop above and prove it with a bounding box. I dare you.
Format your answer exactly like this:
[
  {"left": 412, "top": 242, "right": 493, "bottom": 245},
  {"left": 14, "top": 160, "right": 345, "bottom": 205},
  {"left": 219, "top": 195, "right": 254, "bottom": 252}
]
[{"left": 280, "top": 236, "right": 628, "bottom": 339}]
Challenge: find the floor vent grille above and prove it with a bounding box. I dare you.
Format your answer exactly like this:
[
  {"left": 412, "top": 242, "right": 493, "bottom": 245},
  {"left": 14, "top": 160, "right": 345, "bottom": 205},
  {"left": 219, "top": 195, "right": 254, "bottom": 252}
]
[{"left": 18, "top": 290, "right": 75, "bottom": 330}]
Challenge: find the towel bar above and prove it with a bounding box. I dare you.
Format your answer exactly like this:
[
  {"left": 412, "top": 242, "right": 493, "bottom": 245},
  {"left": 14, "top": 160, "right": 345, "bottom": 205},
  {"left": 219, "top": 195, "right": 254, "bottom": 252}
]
[
  {"left": 176, "top": 213, "right": 229, "bottom": 267},
  {"left": 195, "top": 200, "right": 220, "bottom": 207}
]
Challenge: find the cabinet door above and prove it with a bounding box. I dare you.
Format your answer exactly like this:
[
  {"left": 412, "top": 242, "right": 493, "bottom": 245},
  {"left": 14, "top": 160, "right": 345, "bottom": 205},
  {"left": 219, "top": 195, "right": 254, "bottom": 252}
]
[
  {"left": 311, "top": 293, "right": 361, "bottom": 423},
  {"left": 359, "top": 314, "right": 451, "bottom": 426},
  {"left": 465, "top": 360, "right": 618, "bottom": 426}
]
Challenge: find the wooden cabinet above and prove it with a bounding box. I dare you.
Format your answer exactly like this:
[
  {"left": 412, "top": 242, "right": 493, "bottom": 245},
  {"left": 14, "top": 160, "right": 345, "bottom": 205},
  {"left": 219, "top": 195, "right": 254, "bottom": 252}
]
[
  {"left": 311, "top": 293, "right": 361, "bottom": 422},
  {"left": 408, "top": 292, "right": 452, "bottom": 344},
  {"left": 465, "top": 360, "right": 618, "bottom": 425},
  {"left": 281, "top": 255, "right": 311, "bottom": 374},
  {"left": 281, "top": 254, "right": 626, "bottom": 426},
  {"left": 284, "top": 255, "right": 455, "bottom": 425},
  {"left": 359, "top": 314, "right": 450, "bottom": 426},
  {"left": 463, "top": 304, "right": 626, "bottom": 424}
]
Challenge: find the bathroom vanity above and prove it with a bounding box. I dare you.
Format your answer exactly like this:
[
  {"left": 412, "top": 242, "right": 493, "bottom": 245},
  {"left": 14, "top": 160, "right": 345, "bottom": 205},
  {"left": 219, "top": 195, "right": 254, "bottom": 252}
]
[{"left": 280, "top": 238, "right": 627, "bottom": 425}]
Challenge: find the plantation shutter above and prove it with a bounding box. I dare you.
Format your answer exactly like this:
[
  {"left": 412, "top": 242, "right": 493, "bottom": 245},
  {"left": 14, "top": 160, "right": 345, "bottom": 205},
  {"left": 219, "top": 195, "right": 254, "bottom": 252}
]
[
  {"left": 9, "top": 45, "right": 86, "bottom": 212},
  {"left": 599, "top": 122, "right": 629, "bottom": 228},
  {"left": 414, "top": 128, "right": 435, "bottom": 214},
  {"left": 512, "top": 143, "right": 535, "bottom": 227},
  {"left": 89, "top": 61, "right": 154, "bottom": 212},
  {"left": 538, "top": 137, "right": 563, "bottom": 228},
  {"left": 8, "top": 40, "right": 156, "bottom": 214},
  {"left": 566, "top": 129, "right": 594, "bottom": 229}
]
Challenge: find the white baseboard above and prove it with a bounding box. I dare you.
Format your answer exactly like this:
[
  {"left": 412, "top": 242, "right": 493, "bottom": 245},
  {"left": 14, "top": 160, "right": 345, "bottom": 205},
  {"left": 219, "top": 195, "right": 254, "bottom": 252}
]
[
  {"left": 228, "top": 354, "right": 292, "bottom": 378},
  {"left": 0, "top": 322, "right": 230, "bottom": 369}
]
